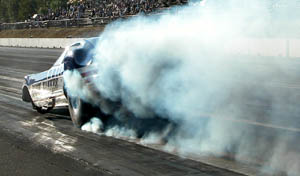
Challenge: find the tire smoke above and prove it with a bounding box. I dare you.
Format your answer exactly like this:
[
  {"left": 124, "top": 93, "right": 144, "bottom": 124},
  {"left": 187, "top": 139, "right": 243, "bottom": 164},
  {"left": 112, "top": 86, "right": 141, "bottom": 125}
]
[{"left": 64, "top": 1, "right": 300, "bottom": 175}]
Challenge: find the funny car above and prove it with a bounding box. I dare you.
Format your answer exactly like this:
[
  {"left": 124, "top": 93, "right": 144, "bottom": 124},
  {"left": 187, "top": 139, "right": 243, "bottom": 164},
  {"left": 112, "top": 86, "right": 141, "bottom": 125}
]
[{"left": 22, "top": 38, "right": 101, "bottom": 127}]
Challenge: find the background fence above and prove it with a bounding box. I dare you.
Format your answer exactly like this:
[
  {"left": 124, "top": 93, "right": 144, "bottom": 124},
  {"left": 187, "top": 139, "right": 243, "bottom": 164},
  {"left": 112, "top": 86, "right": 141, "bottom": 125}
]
[{"left": 0, "top": 18, "right": 117, "bottom": 30}]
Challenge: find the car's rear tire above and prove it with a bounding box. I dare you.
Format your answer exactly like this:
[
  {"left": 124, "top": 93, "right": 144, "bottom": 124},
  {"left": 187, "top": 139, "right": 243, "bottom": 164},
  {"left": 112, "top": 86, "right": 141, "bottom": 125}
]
[{"left": 68, "top": 96, "right": 93, "bottom": 128}]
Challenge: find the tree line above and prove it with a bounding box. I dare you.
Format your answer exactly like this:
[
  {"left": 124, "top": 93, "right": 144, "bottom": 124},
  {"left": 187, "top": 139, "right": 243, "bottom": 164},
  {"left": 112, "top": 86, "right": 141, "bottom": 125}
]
[{"left": 0, "top": 0, "right": 68, "bottom": 23}]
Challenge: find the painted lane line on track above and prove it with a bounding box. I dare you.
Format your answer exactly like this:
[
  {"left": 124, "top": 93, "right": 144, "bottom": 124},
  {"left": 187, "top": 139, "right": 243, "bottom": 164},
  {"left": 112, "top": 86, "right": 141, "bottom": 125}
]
[
  {"left": 0, "top": 85, "right": 21, "bottom": 93},
  {"left": 194, "top": 111, "right": 300, "bottom": 134},
  {"left": 234, "top": 118, "right": 300, "bottom": 133},
  {"left": 0, "top": 57, "right": 54, "bottom": 65},
  {"left": 0, "top": 70, "right": 29, "bottom": 78},
  {"left": 210, "top": 114, "right": 300, "bottom": 133},
  {"left": 0, "top": 65, "right": 35, "bottom": 75},
  {"left": 0, "top": 91, "right": 21, "bottom": 101},
  {"left": 0, "top": 75, "right": 24, "bottom": 83}
]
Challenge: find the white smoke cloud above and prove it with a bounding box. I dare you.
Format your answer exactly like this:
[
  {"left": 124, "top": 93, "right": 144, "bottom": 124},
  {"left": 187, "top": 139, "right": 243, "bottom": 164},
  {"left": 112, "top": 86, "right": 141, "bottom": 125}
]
[
  {"left": 105, "top": 126, "right": 137, "bottom": 140},
  {"left": 64, "top": 0, "right": 300, "bottom": 175},
  {"left": 81, "top": 117, "right": 104, "bottom": 133},
  {"left": 63, "top": 70, "right": 93, "bottom": 100}
]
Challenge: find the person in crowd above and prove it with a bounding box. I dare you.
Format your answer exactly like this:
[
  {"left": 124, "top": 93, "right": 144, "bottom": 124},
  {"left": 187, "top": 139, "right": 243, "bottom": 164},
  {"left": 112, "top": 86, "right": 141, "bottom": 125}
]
[{"left": 28, "top": 0, "right": 188, "bottom": 22}]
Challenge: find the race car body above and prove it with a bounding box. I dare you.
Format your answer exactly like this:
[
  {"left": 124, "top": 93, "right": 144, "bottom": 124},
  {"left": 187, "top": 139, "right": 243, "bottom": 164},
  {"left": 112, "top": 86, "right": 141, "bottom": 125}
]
[{"left": 22, "top": 37, "right": 100, "bottom": 127}]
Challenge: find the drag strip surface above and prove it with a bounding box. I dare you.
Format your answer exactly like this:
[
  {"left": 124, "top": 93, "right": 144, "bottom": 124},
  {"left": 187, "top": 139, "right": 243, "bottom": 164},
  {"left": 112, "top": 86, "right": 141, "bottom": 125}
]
[{"left": 0, "top": 47, "right": 247, "bottom": 176}]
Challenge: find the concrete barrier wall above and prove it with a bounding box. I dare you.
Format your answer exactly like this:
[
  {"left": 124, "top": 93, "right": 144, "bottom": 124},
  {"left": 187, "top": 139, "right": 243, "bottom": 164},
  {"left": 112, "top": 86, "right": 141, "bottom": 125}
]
[
  {"left": 0, "top": 38, "right": 300, "bottom": 57},
  {"left": 0, "top": 38, "right": 84, "bottom": 48}
]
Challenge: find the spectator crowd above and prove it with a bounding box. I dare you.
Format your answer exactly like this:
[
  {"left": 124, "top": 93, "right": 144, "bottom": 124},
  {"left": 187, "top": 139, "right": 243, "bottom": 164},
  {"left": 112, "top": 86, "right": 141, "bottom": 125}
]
[
  {"left": 89, "top": 0, "right": 187, "bottom": 18},
  {"left": 29, "top": 0, "right": 188, "bottom": 22}
]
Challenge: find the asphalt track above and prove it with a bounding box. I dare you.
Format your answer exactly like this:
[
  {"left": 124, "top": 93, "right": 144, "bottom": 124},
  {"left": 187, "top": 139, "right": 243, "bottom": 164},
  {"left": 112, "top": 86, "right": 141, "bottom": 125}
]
[
  {"left": 0, "top": 47, "right": 250, "bottom": 176},
  {"left": 1, "top": 47, "right": 300, "bottom": 176}
]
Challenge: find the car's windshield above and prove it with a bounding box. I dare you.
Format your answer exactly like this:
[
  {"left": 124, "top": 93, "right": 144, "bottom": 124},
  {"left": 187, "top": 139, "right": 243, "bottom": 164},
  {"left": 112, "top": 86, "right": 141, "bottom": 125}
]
[
  {"left": 53, "top": 41, "right": 96, "bottom": 67},
  {"left": 53, "top": 48, "right": 68, "bottom": 66}
]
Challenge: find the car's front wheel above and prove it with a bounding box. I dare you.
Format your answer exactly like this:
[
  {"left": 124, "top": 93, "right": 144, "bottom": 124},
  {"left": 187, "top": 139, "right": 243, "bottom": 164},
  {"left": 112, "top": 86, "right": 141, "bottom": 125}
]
[{"left": 68, "top": 96, "right": 93, "bottom": 127}]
